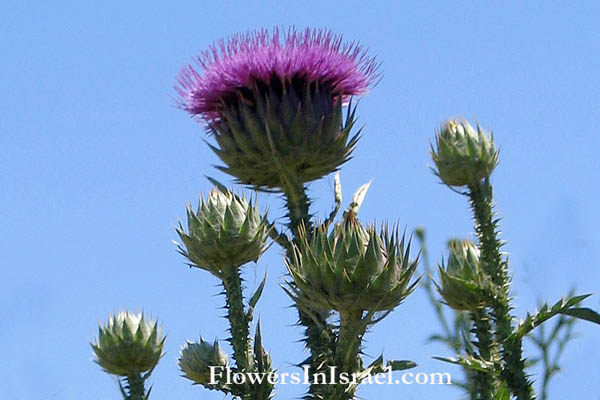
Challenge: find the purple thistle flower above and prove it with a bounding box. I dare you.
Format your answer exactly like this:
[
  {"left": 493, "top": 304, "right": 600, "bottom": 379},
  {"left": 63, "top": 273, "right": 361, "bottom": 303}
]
[
  {"left": 176, "top": 27, "right": 378, "bottom": 122},
  {"left": 175, "top": 27, "right": 377, "bottom": 190}
]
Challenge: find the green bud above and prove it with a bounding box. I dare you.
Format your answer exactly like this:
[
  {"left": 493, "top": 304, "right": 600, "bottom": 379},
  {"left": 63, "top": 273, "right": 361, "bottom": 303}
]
[
  {"left": 446, "top": 239, "right": 482, "bottom": 280},
  {"left": 436, "top": 239, "right": 489, "bottom": 311},
  {"left": 176, "top": 188, "right": 270, "bottom": 278},
  {"left": 179, "top": 338, "right": 229, "bottom": 387},
  {"left": 431, "top": 119, "right": 499, "bottom": 186},
  {"left": 91, "top": 311, "right": 165, "bottom": 376},
  {"left": 210, "top": 79, "right": 359, "bottom": 189},
  {"left": 285, "top": 213, "right": 420, "bottom": 313}
]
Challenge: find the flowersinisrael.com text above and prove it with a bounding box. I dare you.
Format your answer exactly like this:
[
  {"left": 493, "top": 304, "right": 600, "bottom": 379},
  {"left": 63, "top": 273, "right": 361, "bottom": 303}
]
[{"left": 209, "top": 365, "right": 452, "bottom": 386}]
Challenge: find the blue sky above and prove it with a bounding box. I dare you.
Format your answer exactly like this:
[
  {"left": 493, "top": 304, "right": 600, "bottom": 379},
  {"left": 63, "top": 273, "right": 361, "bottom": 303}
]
[{"left": 2, "top": 1, "right": 600, "bottom": 399}]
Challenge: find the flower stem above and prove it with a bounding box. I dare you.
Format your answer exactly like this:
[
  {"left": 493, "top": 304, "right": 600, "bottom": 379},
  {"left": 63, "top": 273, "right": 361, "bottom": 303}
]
[
  {"left": 123, "top": 373, "right": 146, "bottom": 400},
  {"left": 283, "top": 179, "right": 312, "bottom": 235},
  {"left": 336, "top": 311, "right": 365, "bottom": 373},
  {"left": 470, "top": 307, "right": 495, "bottom": 400},
  {"left": 282, "top": 181, "right": 336, "bottom": 400},
  {"left": 468, "top": 180, "right": 534, "bottom": 400},
  {"left": 330, "top": 311, "right": 366, "bottom": 400},
  {"left": 222, "top": 266, "right": 251, "bottom": 373}
]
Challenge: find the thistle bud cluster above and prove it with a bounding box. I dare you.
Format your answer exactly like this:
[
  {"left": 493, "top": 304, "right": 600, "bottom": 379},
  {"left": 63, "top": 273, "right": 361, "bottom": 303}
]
[
  {"left": 87, "top": 24, "right": 600, "bottom": 400},
  {"left": 431, "top": 119, "right": 499, "bottom": 187},
  {"left": 91, "top": 311, "right": 165, "bottom": 376},
  {"left": 436, "top": 239, "right": 490, "bottom": 311},
  {"left": 176, "top": 188, "right": 270, "bottom": 277},
  {"left": 286, "top": 212, "right": 419, "bottom": 313}
]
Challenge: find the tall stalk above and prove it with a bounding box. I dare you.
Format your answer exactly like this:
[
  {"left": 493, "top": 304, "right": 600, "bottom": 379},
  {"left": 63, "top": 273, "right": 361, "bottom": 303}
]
[
  {"left": 282, "top": 180, "right": 338, "bottom": 400},
  {"left": 468, "top": 179, "right": 533, "bottom": 399},
  {"left": 470, "top": 307, "right": 495, "bottom": 400},
  {"left": 222, "top": 266, "right": 252, "bottom": 373},
  {"left": 121, "top": 373, "right": 146, "bottom": 400}
]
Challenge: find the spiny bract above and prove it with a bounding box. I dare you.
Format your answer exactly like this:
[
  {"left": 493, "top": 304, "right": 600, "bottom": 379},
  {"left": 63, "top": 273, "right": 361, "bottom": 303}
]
[
  {"left": 91, "top": 311, "right": 165, "bottom": 376},
  {"left": 207, "top": 78, "right": 360, "bottom": 189},
  {"left": 285, "top": 212, "right": 420, "bottom": 313},
  {"left": 436, "top": 239, "right": 490, "bottom": 311},
  {"left": 176, "top": 188, "right": 270, "bottom": 277},
  {"left": 179, "top": 338, "right": 229, "bottom": 388},
  {"left": 431, "top": 119, "right": 499, "bottom": 187}
]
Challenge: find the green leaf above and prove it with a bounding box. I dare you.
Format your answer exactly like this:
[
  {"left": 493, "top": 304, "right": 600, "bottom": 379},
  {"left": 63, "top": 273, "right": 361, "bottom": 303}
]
[
  {"left": 433, "top": 355, "right": 496, "bottom": 374},
  {"left": 510, "top": 294, "right": 595, "bottom": 340},
  {"left": 560, "top": 307, "right": 600, "bottom": 325},
  {"left": 388, "top": 360, "right": 417, "bottom": 371},
  {"left": 253, "top": 319, "right": 270, "bottom": 372},
  {"left": 247, "top": 270, "right": 268, "bottom": 320},
  {"left": 205, "top": 176, "right": 230, "bottom": 194}
]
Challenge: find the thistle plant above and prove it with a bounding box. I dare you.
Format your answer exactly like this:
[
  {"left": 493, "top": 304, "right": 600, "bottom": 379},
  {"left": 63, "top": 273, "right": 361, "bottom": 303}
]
[
  {"left": 90, "top": 27, "right": 600, "bottom": 400},
  {"left": 430, "top": 119, "right": 600, "bottom": 400},
  {"left": 285, "top": 208, "right": 420, "bottom": 399},
  {"left": 175, "top": 188, "right": 274, "bottom": 400},
  {"left": 175, "top": 27, "right": 377, "bottom": 235},
  {"left": 173, "top": 26, "right": 418, "bottom": 400}
]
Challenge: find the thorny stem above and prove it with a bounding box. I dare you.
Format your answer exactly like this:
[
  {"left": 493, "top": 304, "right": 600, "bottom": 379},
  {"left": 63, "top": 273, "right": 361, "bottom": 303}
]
[
  {"left": 336, "top": 311, "right": 366, "bottom": 373},
  {"left": 469, "top": 180, "right": 534, "bottom": 400},
  {"left": 331, "top": 311, "right": 367, "bottom": 400},
  {"left": 222, "top": 266, "right": 252, "bottom": 374},
  {"left": 268, "top": 223, "right": 291, "bottom": 252},
  {"left": 470, "top": 307, "right": 495, "bottom": 400},
  {"left": 282, "top": 181, "right": 337, "bottom": 400},
  {"left": 283, "top": 179, "right": 312, "bottom": 236},
  {"left": 221, "top": 267, "right": 275, "bottom": 400},
  {"left": 122, "top": 373, "right": 146, "bottom": 400}
]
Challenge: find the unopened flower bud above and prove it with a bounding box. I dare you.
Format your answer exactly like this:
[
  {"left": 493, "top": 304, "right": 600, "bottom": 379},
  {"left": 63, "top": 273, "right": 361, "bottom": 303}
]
[
  {"left": 286, "top": 213, "right": 419, "bottom": 313},
  {"left": 179, "top": 339, "right": 229, "bottom": 387},
  {"left": 91, "top": 311, "right": 165, "bottom": 376},
  {"left": 431, "top": 119, "right": 499, "bottom": 186},
  {"left": 176, "top": 188, "right": 270, "bottom": 278},
  {"left": 436, "top": 240, "right": 489, "bottom": 311}
]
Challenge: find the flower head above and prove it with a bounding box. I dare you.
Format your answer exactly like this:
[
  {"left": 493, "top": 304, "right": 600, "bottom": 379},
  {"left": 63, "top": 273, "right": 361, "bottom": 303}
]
[
  {"left": 175, "top": 188, "right": 270, "bottom": 277},
  {"left": 285, "top": 213, "right": 420, "bottom": 313},
  {"left": 176, "top": 27, "right": 378, "bottom": 122},
  {"left": 175, "top": 27, "right": 378, "bottom": 189},
  {"left": 435, "top": 240, "right": 490, "bottom": 311},
  {"left": 431, "top": 119, "right": 499, "bottom": 187},
  {"left": 179, "top": 338, "right": 229, "bottom": 388},
  {"left": 91, "top": 311, "right": 165, "bottom": 376}
]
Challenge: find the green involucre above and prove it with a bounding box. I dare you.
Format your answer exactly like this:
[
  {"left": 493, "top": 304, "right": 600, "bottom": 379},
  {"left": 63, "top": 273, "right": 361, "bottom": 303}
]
[
  {"left": 91, "top": 311, "right": 165, "bottom": 376},
  {"left": 285, "top": 212, "right": 420, "bottom": 313},
  {"left": 431, "top": 119, "right": 499, "bottom": 187},
  {"left": 436, "top": 239, "right": 491, "bottom": 311},
  {"left": 179, "top": 338, "right": 229, "bottom": 387},
  {"left": 176, "top": 188, "right": 270, "bottom": 277},
  {"left": 209, "top": 77, "right": 359, "bottom": 189}
]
